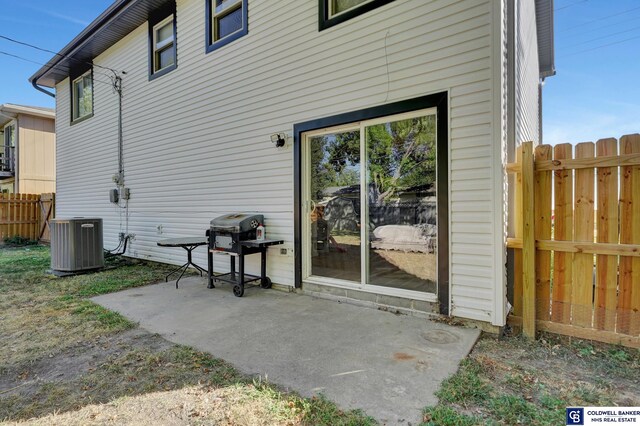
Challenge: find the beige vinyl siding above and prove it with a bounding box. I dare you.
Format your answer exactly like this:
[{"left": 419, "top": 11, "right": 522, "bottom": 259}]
[
  {"left": 55, "top": 0, "right": 505, "bottom": 324},
  {"left": 17, "top": 114, "right": 56, "bottom": 194},
  {"left": 515, "top": 0, "right": 540, "bottom": 144}
]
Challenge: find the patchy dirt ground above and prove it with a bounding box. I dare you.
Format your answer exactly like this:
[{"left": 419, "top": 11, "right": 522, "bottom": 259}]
[
  {"left": 0, "top": 246, "right": 374, "bottom": 425},
  {"left": 5, "top": 384, "right": 309, "bottom": 426},
  {"left": 1, "top": 328, "right": 310, "bottom": 426},
  {"left": 2, "top": 245, "right": 638, "bottom": 426},
  {"left": 0, "top": 329, "right": 172, "bottom": 409}
]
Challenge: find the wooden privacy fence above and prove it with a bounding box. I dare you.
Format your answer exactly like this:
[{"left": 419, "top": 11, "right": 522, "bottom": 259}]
[
  {"left": 507, "top": 135, "right": 640, "bottom": 348},
  {"left": 0, "top": 193, "right": 55, "bottom": 242}
]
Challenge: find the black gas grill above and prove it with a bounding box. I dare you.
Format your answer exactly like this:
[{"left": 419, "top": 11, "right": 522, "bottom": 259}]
[
  {"left": 210, "top": 213, "right": 263, "bottom": 253},
  {"left": 207, "top": 213, "right": 283, "bottom": 297}
]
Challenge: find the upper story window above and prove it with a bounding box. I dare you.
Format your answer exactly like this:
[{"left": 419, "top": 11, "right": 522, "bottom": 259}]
[
  {"left": 319, "top": 0, "right": 396, "bottom": 31},
  {"left": 71, "top": 70, "right": 93, "bottom": 123},
  {"left": 154, "top": 17, "right": 176, "bottom": 72},
  {"left": 149, "top": 4, "right": 177, "bottom": 80},
  {"left": 206, "top": 0, "right": 248, "bottom": 53}
]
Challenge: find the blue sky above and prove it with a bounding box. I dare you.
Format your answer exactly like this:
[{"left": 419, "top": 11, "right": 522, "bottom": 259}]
[
  {"left": 0, "top": 0, "right": 639, "bottom": 145},
  {"left": 0, "top": 0, "right": 111, "bottom": 107},
  {"left": 544, "top": 0, "right": 640, "bottom": 145}
]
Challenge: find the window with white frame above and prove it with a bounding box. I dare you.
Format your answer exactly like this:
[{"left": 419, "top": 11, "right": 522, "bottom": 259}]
[
  {"left": 206, "top": 0, "right": 247, "bottom": 52},
  {"left": 153, "top": 16, "right": 176, "bottom": 73},
  {"left": 72, "top": 70, "right": 93, "bottom": 122}
]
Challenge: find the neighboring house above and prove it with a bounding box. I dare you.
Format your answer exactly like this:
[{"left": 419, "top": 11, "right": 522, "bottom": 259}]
[
  {"left": 0, "top": 104, "right": 56, "bottom": 194},
  {"left": 29, "top": 0, "right": 554, "bottom": 328}
]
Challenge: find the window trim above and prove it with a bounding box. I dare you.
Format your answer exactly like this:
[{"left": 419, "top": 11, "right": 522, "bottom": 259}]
[
  {"left": 319, "top": 0, "right": 396, "bottom": 31},
  {"left": 70, "top": 69, "right": 94, "bottom": 125},
  {"left": 148, "top": 3, "right": 178, "bottom": 81},
  {"left": 3, "top": 122, "right": 15, "bottom": 148},
  {"left": 2, "top": 122, "right": 16, "bottom": 174},
  {"left": 205, "top": 0, "right": 248, "bottom": 54}
]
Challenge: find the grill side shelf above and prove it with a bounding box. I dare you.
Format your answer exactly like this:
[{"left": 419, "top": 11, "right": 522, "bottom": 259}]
[{"left": 240, "top": 239, "right": 284, "bottom": 248}]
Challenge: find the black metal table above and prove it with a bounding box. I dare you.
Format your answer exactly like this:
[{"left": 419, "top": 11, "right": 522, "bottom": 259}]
[
  {"left": 207, "top": 239, "right": 284, "bottom": 297},
  {"left": 157, "top": 237, "right": 208, "bottom": 288}
]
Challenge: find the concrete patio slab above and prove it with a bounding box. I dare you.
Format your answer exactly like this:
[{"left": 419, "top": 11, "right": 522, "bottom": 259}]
[{"left": 93, "top": 277, "right": 480, "bottom": 425}]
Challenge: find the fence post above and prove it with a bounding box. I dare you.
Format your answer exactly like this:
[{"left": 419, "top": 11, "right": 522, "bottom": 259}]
[
  {"left": 522, "top": 141, "right": 536, "bottom": 338},
  {"left": 513, "top": 146, "right": 523, "bottom": 317},
  {"left": 534, "top": 145, "right": 552, "bottom": 321}
]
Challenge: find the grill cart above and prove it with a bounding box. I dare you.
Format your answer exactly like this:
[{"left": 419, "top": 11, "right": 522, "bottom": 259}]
[{"left": 207, "top": 213, "right": 284, "bottom": 297}]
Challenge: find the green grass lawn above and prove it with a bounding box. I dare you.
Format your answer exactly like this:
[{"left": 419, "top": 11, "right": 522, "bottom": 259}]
[
  {"left": 1, "top": 245, "right": 638, "bottom": 425},
  {"left": 0, "top": 245, "right": 374, "bottom": 425}
]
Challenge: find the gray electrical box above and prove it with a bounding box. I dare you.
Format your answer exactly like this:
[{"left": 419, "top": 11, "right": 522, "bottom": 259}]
[
  {"left": 109, "top": 188, "right": 119, "bottom": 203},
  {"left": 50, "top": 218, "right": 104, "bottom": 274}
]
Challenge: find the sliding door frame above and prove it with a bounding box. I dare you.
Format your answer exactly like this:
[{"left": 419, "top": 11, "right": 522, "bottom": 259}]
[{"left": 294, "top": 92, "right": 449, "bottom": 314}]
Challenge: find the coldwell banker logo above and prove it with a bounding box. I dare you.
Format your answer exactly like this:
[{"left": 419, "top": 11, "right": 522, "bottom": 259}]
[{"left": 567, "top": 407, "right": 584, "bottom": 425}]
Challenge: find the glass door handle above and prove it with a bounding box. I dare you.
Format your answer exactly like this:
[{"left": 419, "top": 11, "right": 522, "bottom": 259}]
[{"left": 309, "top": 200, "right": 316, "bottom": 212}]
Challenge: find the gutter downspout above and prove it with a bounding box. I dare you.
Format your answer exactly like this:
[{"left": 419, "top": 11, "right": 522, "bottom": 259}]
[{"left": 31, "top": 80, "right": 56, "bottom": 98}]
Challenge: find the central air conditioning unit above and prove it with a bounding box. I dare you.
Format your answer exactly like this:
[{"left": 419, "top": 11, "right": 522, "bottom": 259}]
[{"left": 50, "top": 218, "right": 104, "bottom": 275}]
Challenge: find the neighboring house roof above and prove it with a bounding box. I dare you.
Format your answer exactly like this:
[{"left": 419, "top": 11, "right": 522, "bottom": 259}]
[
  {"left": 30, "top": 0, "right": 556, "bottom": 88},
  {"left": 535, "top": 0, "right": 556, "bottom": 79},
  {"left": 0, "top": 103, "right": 55, "bottom": 127}
]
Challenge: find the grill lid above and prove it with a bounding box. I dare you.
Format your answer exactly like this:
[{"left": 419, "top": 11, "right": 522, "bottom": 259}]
[{"left": 210, "top": 213, "right": 263, "bottom": 233}]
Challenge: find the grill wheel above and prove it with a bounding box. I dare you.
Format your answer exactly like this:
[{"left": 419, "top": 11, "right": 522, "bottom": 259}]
[{"left": 233, "top": 284, "right": 244, "bottom": 297}]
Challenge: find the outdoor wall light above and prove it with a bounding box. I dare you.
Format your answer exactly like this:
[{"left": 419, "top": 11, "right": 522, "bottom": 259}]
[{"left": 270, "top": 133, "right": 286, "bottom": 147}]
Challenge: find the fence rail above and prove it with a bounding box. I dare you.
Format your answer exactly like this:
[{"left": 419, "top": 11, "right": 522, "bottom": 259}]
[
  {"left": 0, "top": 193, "right": 55, "bottom": 242},
  {"left": 507, "top": 135, "right": 640, "bottom": 348}
]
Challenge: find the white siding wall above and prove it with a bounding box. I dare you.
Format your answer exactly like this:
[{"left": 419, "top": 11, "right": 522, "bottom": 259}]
[
  {"left": 56, "top": 0, "right": 505, "bottom": 324},
  {"left": 515, "top": 0, "right": 540, "bottom": 144}
]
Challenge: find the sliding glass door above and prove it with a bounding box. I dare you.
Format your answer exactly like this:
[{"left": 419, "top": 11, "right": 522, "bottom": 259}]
[
  {"left": 307, "top": 127, "right": 362, "bottom": 282},
  {"left": 303, "top": 109, "right": 438, "bottom": 295}
]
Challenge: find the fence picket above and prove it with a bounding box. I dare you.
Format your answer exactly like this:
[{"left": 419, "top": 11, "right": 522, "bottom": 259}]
[
  {"left": 34, "top": 194, "right": 40, "bottom": 240},
  {"left": 10, "top": 194, "right": 16, "bottom": 238},
  {"left": 31, "top": 194, "right": 37, "bottom": 240},
  {"left": 573, "top": 142, "right": 595, "bottom": 328},
  {"left": 595, "top": 138, "right": 619, "bottom": 331},
  {"left": 20, "top": 194, "right": 25, "bottom": 238},
  {"left": 619, "top": 134, "right": 640, "bottom": 335},
  {"left": 534, "top": 144, "right": 552, "bottom": 321},
  {"left": 20, "top": 194, "right": 26, "bottom": 239},
  {"left": 552, "top": 144, "right": 574, "bottom": 324}
]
